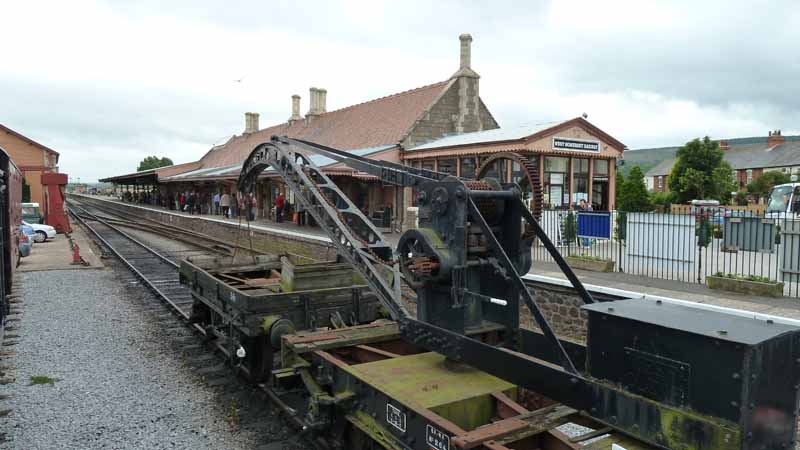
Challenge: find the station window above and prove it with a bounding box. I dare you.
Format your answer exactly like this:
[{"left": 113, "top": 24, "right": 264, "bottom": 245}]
[
  {"left": 746, "top": 169, "right": 753, "bottom": 184},
  {"left": 544, "top": 157, "right": 569, "bottom": 209},
  {"left": 460, "top": 157, "right": 477, "bottom": 178},
  {"left": 593, "top": 159, "right": 609, "bottom": 176},
  {"left": 421, "top": 160, "right": 435, "bottom": 171},
  {"left": 573, "top": 158, "right": 590, "bottom": 206},
  {"left": 438, "top": 159, "right": 456, "bottom": 175}
]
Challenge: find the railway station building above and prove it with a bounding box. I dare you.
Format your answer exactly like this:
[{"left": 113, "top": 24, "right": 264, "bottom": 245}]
[
  {"left": 0, "top": 123, "right": 60, "bottom": 205},
  {"left": 101, "top": 33, "right": 625, "bottom": 226},
  {"left": 402, "top": 117, "right": 625, "bottom": 211}
]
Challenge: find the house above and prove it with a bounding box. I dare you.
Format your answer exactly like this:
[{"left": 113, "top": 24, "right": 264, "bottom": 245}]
[
  {"left": 645, "top": 130, "right": 800, "bottom": 192},
  {"left": 0, "top": 124, "right": 59, "bottom": 205}
]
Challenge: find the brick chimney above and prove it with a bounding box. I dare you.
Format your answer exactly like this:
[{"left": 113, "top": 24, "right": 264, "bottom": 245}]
[
  {"left": 719, "top": 140, "right": 730, "bottom": 151},
  {"left": 289, "top": 95, "right": 302, "bottom": 122},
  {"left": 767, "top": 129, "right": 785, "bottom": 147},
  {"left": 318, "top": 88, "right": 327, "bottom": 113},
  {"left": 244, "top": 112, "right": 259, "bottom": 134},
  {"left": 307, "top": 87, "right": 321, "bottom": 117},
  {"left": 450, "top": 33, "right": 482, "bottom": 134}
]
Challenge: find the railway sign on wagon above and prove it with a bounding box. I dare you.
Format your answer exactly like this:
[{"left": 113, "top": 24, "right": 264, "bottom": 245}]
[
  {"left": 426, "top": 424, "right": 450, "bottom": 450},
  {"left": 386, "top": 403, "right": 406, "bottom": 432}
]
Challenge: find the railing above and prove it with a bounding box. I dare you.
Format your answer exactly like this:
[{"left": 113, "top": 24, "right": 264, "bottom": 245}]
[{"left": 532, "top": 207, "right": 800, "bottom": 297}]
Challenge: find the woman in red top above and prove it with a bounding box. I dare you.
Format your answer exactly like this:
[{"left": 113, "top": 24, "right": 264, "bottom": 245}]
[{"left": 275, "top": 193, "right": 285, "bottom": 223}]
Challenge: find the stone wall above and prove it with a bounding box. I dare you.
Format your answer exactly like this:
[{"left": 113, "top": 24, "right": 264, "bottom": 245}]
[
  {"left": 74, "top": 196, "right": 338, "bottom": 262},
  {"left": 522, "top": 281, "right": 625, "bottom": 343},
  {"left": 401, "top": 80, "right": 499, "bottom": 150}
]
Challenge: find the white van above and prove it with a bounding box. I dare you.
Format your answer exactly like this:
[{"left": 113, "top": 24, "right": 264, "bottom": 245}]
[{"left": 765, "top": 183, "right": 800, "bottom": 218}]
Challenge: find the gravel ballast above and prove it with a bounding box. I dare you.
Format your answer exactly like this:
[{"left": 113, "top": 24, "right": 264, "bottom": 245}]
[{"left": 0, "top": 269, "right": 267, "bottom": 450}]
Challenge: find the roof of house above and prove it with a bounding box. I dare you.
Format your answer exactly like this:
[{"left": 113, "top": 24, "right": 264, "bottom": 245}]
[
  {"left": 0, "top": 123, "right": 60, "bottom": 160},
  {"left": 406, "top": 116, "right": 626, "bottom": 152},
  {"left": 196, "top": 80, "right": 452, "bottom": 171},
  {"left": 644, "top": 135, "right": 800, "bottom": 177}
]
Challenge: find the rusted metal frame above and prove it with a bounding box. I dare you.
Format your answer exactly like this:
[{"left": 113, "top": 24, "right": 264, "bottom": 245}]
[
  {"left": 465, "top": 197, "right": 578, "bottom": 374},
  {"left": 492, "top": 405, "right": 578, "bottom": 446},
  {"left": 352, "top": 344, "right": 401, "bottom": 360},
  {"left": 284, "top": 321, "right": 401, "bottom": 354},
  {"left": 451, "top": 417, "right": 529, "bottom": 449},
  {"left": 517, "top": 199, "right": 595, "bottom": 305},
  {"left": 492, "top": 391, "right": 528, "bottom": 419}
]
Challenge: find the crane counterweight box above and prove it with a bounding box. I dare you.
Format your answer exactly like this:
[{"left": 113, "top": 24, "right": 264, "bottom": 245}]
[{"left": 584, "top": 298, "right": 800, "bottom": 449}]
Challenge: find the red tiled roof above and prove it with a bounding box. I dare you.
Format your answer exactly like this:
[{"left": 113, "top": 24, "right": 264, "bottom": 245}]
[{"left": 198, "top": 80, "right": 450, "bottom": 169}]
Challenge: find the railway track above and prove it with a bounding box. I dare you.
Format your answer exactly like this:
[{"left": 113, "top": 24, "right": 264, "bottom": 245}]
[{"left": 67, "top": 203, "right": 325, "bottom": 449}]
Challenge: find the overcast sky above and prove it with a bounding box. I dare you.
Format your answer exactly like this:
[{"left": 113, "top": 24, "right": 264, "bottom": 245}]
[{"left": 1, "top": 1, "right": 798, "bottom": 182}]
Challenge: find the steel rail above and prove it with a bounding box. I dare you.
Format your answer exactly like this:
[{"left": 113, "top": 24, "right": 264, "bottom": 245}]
[{"left": 68, "top": 204, "right": 191, "bottom": 320}]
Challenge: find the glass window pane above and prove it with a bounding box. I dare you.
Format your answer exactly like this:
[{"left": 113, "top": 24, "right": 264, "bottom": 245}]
[
  {"left": 545, "top": 157, "right": 568, "bottom": 173},
  {"left": 575, "top": 158, "right": 590, "bottom": 174},
  {"left": 438, "top": 159, "right": 456, "bottom": 175},
  {"left": 422, "top": 160, "right": 435, "bottom": 171},
  {"left": 593, "top": 159, "right": 609, "bottom": 176},
  {"left": 460, "top": 157, "right": 476, "bottom": 178}
]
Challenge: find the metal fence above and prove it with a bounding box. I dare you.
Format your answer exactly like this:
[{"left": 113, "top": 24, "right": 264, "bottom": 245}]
[{"left": 532, "top": 208, "right": 800, "bottom": 297}]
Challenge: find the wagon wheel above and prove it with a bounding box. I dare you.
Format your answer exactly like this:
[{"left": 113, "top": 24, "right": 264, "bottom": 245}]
[{"left": 476, "top": 153, "right": 543, "bottom": 221}]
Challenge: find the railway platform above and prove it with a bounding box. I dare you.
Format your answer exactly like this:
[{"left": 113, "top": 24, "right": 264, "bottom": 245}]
[
  {"left": 74, "top": 194, "right": 800, "bottom": 321},
  {"left": 17, "top": 227, "right": 103, "bottom": 272}
]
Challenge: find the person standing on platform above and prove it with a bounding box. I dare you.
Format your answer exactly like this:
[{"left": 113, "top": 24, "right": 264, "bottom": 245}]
[
  {"left": 186, "top": 192, "right": 195, "bottom": 215},
  {"left": 250, "top": 194, "right": 257, "bottom": 221},
  {"left": 275, "top": 192, "right": 285, "bottom": 223},
  {"left": 213, "top": 192, "right": 220, "bottom": 215},
  {"left": 220, "top": 191, "right": 231, "bottom": 218}
]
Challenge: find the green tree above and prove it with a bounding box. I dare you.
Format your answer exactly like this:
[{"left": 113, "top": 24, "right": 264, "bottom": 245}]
[
  {"left": 711, "top": 162, "right": 737, "bottom": 204},
  {"left": 137, "top": 156, "right": 174, "bottom": 172},
  {"left": 618, "top": 166, "right": 652, "bottom": 212},
  {"left": 615, "top": 170, "right": 626, "bottom": 206},
  {"left": 668, "top": 137, "right": 731, "bottom": 203},
  {"left": 746, "top": 171, "right": 791, "bottom": 201},
  {"left": 650, "top": 191, "right": 676, "bottom": 212}
]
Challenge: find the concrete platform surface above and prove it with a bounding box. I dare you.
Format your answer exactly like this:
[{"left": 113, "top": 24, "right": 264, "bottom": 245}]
[
  {"left": 531, "top": 261, "right": 800, "bottom": 321},
  {"left": 17, "top": 226, "right": 103, "bottom": 272}
]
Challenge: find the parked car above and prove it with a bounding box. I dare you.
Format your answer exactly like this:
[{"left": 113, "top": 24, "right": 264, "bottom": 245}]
[
  {"left": 22, "top": 220, "right": 56, "bottom": 243},
  {"left": 18, "top": 231, "right": 32, "bottom": 261},
  {"left": 21, "top": 223, "right": 36, "bottom": 245},
  {"left": 21, "top": 202, "right": 43, "bottom": 224}
]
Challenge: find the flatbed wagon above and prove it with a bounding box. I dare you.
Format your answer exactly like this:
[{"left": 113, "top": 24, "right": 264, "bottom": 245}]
[{"left": 179, "top": 254, "right": 383, "bottom": 380}]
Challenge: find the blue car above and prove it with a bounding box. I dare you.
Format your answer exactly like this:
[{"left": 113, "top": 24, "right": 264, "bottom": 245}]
[
  {"left": 21, "top": 223, "right": 36, "bottom": 245},
  {"left": 19, "top": 230, "right": 32, "bottom": 260}
]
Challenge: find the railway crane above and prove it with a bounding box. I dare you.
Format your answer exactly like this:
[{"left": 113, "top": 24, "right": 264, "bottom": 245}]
[{"left": 237, "top": 136, "right": 800, "bottom": 450}]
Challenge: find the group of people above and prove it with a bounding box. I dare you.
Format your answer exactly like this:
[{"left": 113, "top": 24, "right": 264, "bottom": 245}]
[
  {"left": 121, "top": 189, "right": 161, "bottom": 206},
  {"left": 120, "top": 185, "right": 311, "bottom": 227}
]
